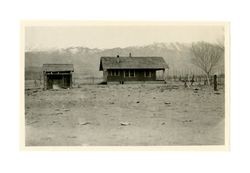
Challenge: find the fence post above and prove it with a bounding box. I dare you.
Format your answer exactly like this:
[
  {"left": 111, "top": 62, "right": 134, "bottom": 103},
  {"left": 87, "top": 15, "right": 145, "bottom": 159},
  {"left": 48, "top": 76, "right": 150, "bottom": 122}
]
[{"left": 214, "top": 75, "right": 218, "bottom": 91}]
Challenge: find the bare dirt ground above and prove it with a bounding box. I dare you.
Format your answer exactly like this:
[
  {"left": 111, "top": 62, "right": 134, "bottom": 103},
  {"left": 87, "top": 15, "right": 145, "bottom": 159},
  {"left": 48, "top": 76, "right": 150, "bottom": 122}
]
[{"left": 25, "top": 83, "right": 225, "bottom": 146}]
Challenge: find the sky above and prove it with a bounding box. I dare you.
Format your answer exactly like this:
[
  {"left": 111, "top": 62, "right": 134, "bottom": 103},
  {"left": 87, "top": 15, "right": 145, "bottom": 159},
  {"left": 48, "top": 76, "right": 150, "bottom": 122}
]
[{"left": 25, "top": 23, "right": 225, "bottom": 50}]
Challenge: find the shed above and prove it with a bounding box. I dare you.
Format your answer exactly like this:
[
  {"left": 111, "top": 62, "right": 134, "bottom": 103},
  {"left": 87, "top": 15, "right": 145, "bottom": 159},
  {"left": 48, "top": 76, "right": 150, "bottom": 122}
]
[
  {"left": 42, "top": 64, "right": 74, "bottom": 90},
  {"left": 99, "top": 55, "right": 169, "bottom": 84}
]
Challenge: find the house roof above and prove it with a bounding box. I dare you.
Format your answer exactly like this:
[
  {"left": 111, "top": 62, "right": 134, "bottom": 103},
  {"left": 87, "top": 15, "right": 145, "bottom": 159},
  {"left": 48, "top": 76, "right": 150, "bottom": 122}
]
[
  {"left": 99, "top": 56, "right": 169, "bottom": 71},
  {"left": 42, "top": 64, "right": 74, "bottom": 72}
]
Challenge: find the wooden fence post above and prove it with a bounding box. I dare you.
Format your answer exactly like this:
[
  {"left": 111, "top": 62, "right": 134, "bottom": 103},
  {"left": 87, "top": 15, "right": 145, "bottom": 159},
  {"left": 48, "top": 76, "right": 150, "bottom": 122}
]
[{"left": 214, "top": 75, "right": 218, "bottom": 91}]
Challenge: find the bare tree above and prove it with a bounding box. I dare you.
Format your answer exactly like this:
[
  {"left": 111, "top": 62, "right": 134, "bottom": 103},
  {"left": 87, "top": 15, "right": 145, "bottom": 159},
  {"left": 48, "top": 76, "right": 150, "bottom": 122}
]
[{"left": 191, "top": 41, "right": 224, "bottom": 85}]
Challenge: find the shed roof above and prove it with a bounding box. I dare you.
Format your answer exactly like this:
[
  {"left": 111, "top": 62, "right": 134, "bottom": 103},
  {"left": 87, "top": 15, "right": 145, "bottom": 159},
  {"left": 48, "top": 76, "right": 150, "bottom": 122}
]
[
  {"left": 99, "top": 56, "right": 169, "bottom": 71},
  {"left": 42, "top": 64, "right": 74, "bottom": 72}
]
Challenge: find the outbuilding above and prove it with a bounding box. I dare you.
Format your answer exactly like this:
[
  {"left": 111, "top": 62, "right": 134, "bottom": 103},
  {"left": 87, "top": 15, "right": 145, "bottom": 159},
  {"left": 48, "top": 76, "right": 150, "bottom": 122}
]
[
  {"left": 42, "top": 64, "right": 74, "bottom": 90},
  {"left": 99, "top": 54, "right": 169, "bottom": 84}
]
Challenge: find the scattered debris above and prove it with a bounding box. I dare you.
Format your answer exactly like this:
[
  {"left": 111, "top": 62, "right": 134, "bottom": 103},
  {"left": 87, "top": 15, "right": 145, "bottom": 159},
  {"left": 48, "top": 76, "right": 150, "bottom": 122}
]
[
  {"left": 120, "top": 122, "right": 131, "bottom": 126},
  {"left": 171, "top": 85, "right": 179, "bottom": 89},
  {"left": 79, "top": 122, "right": 91, "bottom": 125},
  {"left": 183, "top": 120, "right": 192, "bottom": 123},
  {"left": 160, "top": 88, "right": 164, "bottom": 92}
]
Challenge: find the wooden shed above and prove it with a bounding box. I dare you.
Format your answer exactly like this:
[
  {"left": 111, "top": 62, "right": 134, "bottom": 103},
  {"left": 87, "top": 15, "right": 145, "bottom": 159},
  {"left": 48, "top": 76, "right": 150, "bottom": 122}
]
[
  {"left": 42, "top": 64, "right": 74, "bottom": 90},
  {"left": 99, "top": 55, "right": 169, "bottom": 84}
]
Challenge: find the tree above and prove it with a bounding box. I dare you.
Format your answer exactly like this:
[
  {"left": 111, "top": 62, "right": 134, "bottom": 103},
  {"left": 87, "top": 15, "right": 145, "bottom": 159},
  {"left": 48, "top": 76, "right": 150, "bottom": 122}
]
[{"left": 191, "top": 41, "right": 224, "bottom": 85}]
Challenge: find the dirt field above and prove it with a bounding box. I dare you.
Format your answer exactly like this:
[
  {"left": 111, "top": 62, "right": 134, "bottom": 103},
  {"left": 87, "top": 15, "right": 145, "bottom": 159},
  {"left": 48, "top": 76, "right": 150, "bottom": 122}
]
[{"left": 25, "top": 83, "right": 225, "bottom": 146}]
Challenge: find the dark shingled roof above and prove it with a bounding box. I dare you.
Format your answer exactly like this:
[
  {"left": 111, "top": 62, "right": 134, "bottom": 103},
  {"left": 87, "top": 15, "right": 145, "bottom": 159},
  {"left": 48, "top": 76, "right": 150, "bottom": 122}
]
[
  {"left": 99, "top": 56, "right": 169, "bottom": 71},
  {"left": 42, "top": 64, "right": 74, "bottom": 72}
]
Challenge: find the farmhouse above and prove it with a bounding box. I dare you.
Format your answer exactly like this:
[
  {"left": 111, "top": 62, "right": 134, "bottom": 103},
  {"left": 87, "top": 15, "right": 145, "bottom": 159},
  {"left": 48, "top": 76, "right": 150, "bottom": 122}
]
[
  {"left": 99, "top": 54, "right": 169, "bottom": 84},
  {"left": 42, "top": 64, "right": 74, "bottom": 90}
]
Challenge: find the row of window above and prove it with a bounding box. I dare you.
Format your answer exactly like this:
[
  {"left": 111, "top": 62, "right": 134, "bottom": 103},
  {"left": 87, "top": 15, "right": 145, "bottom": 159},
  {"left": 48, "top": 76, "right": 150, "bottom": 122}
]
[
  {"left": 109, "top": 70, "right": 152, "bottom": 77},
  {"left": 124, "top": 70, "right": 135, "bottom": 77}
]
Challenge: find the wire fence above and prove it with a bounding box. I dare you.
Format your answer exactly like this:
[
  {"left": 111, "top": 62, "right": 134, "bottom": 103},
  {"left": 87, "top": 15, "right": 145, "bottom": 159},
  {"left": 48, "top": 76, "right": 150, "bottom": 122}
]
[
  {"left": 166, "top": 74, "right": 225, "bottom": 85},
  {"left": 25, "top": 74, "right": 224, "bottom": 90},
  {"left": 25, "top": 77, "right": 104, "bottom": 89}
]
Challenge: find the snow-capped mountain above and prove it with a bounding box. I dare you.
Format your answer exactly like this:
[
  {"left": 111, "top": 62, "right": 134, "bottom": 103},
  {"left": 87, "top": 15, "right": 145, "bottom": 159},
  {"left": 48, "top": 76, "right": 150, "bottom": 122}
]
[{"left": 25, "top": 42, "right": 224, "bottom": 80}]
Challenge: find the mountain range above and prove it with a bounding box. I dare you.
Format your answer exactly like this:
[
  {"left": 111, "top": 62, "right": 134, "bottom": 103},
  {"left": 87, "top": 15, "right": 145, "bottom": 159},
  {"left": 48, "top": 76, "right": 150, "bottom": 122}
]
[{"left": 25, "top": 42, "right": 224, "bottom": 80}]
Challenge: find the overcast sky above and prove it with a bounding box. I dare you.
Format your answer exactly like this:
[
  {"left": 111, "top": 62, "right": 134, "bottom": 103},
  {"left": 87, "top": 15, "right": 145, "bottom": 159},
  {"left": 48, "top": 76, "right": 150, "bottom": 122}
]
[{"left": 25, "top": 24, "right": 224, "bottom": 50}]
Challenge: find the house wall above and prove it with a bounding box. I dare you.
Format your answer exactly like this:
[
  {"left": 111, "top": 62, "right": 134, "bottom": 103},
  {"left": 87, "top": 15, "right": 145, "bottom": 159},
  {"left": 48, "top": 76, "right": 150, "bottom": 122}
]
[
  {"left": 106, "top": 69, "right": 156, "bottom": 82},
  {"left": 103, "top": 70, "right": 108, "bottom": 81}
]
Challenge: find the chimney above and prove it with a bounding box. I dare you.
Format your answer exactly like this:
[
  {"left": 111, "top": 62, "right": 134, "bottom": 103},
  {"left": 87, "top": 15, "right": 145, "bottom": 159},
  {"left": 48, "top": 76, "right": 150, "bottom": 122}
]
[
  {"left": 129, "top": 53, "right": 132, "bottom": 57},
  {"left": 116, "top": 55, "right": 120, "bottom": 63}
]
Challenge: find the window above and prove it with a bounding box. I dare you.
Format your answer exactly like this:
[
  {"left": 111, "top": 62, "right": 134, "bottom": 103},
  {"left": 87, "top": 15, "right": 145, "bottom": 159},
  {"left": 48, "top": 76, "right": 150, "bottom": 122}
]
[
  {"left": 109, "top": 70, "right": 119, "bottom": 76},
  {"left": 144, "top": 71, "right": 151, "bottom": 77},
  {"left": 130, "top": 70, "right": 135, "bottom": 77},
  {"left": 109, "top": 70, "right": 113, "bottom": 76},
  {"left": 124, "top": 70, "right": 129, "bottom": 77},
  {"left": 113, "top": 70, "right": 119, "bottom": 76},
  {"left": 124, "top": 70, "right": 135, "bottom": 77}
]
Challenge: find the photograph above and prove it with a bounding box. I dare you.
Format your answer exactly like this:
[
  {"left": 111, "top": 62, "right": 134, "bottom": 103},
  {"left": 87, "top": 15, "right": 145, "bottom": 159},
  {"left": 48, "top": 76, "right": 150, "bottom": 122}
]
[{"left": 21, "top": 21, "right": 229, "bottom": 148}]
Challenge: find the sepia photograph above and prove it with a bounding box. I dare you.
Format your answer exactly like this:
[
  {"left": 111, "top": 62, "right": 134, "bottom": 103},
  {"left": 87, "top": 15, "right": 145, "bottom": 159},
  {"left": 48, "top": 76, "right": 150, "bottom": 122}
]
[
  {"left": 3, "top": 0, "right": 250, "bottom": 172},
  {"left": 21, "top": 21, "right": 229, "bottom": 148}
]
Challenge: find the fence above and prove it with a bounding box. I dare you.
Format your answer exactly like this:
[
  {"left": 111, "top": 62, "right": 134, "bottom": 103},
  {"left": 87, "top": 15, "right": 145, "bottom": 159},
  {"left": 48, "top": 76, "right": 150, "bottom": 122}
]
[
  {"left": 73, "top": 77, "right": 103, "bottom": 86},
  {"left": 25, "top": 76, "right": 104, "bottom": 89},
  {"left": 25, "top": 74, "right": 225, "bottom": 89},
  {"left": 166, "top": 74, "right": 225, "bottom": 86}
]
